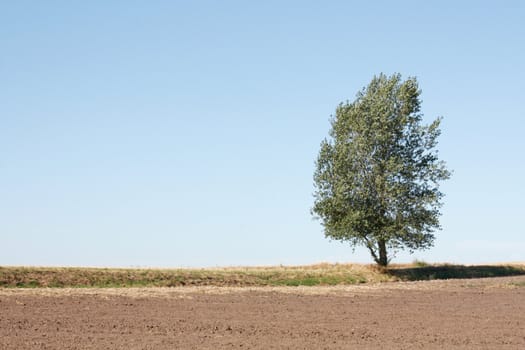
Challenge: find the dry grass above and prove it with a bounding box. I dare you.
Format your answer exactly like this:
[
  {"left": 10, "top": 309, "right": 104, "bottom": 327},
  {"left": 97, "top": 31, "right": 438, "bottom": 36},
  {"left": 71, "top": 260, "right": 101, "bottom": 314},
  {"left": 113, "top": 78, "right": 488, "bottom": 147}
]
[
  {"left": 0, "top": 263, "right": 390, "bottom": 288},
  {"left": 1, "top": 262, "right": 524, "bottom": 288}
]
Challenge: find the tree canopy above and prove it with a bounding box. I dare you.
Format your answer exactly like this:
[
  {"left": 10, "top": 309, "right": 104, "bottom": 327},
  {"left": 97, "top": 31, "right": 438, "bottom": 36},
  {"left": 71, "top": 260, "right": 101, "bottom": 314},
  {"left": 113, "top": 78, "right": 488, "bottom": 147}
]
[{"left": 312, "top": 73, "right": 451, "bottom": 266}]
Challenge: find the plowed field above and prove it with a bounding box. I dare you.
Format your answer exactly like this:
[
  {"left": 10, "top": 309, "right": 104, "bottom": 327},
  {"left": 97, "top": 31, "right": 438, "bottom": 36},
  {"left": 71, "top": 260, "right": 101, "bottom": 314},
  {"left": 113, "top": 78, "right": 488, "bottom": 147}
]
[{"left": 1, "top": 276, "right": 524, "bottom": 349}]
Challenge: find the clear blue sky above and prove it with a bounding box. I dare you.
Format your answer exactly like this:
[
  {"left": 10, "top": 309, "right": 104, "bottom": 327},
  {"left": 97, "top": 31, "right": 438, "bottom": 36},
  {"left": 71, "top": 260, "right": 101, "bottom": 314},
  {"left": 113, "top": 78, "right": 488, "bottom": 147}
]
[{"left": 1, "top": 1, "right": 524, "bottom": 267}]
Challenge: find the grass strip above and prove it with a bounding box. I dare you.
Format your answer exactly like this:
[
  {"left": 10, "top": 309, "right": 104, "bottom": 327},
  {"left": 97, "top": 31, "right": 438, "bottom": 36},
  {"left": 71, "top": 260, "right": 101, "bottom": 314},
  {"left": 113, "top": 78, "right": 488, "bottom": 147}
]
[{"left": 1, "top": 263, "right": 523, "bottom": 288}]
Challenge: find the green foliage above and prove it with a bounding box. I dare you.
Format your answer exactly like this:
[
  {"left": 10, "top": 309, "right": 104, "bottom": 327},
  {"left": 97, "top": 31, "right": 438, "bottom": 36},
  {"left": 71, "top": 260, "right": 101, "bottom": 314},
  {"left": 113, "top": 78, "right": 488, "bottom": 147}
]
[{"left": 313, "top": 73, "right": 451, "bottom": 266}]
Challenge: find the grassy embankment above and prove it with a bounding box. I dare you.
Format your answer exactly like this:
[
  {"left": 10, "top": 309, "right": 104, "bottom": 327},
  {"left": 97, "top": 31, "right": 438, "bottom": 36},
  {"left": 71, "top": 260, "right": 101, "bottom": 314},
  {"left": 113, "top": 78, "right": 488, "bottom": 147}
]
[{"left": 1, "top": 263, "right": 525, "bottom": 288}]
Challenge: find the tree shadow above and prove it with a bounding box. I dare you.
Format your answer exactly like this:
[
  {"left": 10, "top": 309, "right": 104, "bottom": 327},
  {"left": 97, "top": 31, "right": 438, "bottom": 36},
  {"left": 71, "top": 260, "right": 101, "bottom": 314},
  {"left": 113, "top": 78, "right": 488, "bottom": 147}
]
[{"left": 387, "top": 264, "right": 525, "bottom": 281}]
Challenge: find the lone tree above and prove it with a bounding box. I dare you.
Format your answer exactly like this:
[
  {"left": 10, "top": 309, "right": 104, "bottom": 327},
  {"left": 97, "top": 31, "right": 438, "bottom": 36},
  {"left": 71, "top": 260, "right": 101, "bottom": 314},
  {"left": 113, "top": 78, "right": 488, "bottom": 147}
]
[{"left": 312, "top": 73, "right": 451, "bottom": 266}]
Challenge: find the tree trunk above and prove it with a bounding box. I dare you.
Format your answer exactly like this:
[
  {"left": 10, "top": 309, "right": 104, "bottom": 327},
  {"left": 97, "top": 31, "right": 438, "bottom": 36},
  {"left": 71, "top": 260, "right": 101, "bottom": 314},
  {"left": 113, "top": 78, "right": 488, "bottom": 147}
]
[{"left": 378, "top": 239, "right": 388, "bottom": 266}]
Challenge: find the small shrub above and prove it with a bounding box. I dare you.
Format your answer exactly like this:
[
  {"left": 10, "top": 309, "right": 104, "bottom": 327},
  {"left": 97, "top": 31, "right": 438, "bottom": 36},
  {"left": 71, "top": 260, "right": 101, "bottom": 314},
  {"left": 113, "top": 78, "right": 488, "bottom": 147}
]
[{"left": 413, "top": 259, "right": 429, "bottom": 267}]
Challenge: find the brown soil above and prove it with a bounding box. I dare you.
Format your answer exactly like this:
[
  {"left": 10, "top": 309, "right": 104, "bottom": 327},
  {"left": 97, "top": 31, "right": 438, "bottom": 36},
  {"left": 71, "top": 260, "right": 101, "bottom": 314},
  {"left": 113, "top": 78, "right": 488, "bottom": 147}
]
[{"left": 1, "top": 276, "right": 524, "bottom": 349}]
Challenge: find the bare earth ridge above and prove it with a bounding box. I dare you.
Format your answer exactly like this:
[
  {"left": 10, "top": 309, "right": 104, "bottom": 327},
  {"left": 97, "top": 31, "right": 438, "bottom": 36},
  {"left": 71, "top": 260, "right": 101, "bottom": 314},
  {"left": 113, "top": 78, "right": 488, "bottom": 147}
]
[{"left": 1, "top": 276, "right": 524, "bottom": 349}]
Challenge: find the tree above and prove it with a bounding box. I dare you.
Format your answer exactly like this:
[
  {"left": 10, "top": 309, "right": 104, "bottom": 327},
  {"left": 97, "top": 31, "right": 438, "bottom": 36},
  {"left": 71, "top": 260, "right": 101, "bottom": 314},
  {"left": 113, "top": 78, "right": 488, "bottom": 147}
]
[{"left": 312, "top": 73, "right": 451, "bottom": 266}]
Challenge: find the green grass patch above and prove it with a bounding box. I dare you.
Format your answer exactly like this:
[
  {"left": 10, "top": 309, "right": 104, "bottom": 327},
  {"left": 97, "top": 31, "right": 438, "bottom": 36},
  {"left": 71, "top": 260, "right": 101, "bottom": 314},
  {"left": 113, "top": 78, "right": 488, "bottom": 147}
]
[{"left": 509, "top": 281, "right": 525, "bottom": 287}]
